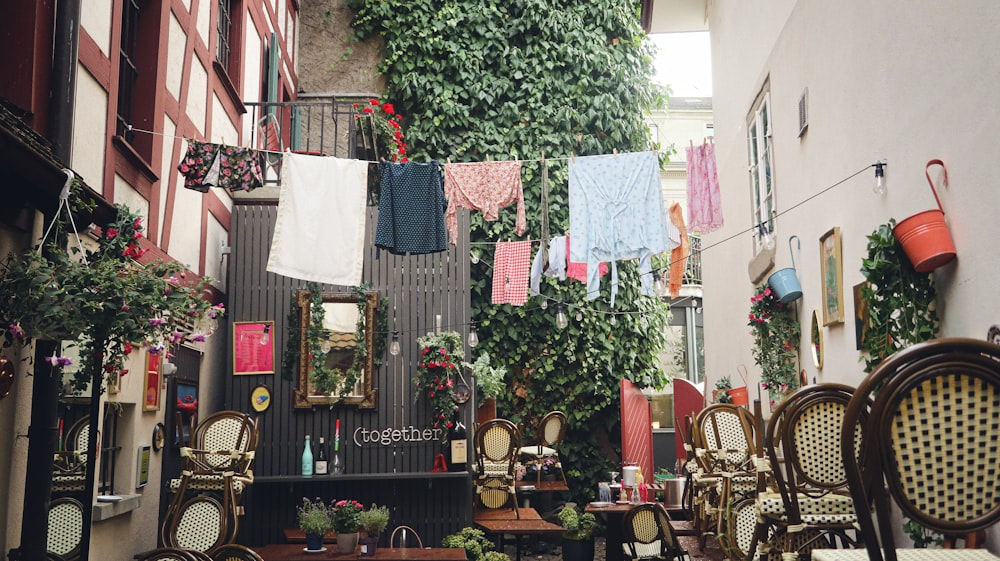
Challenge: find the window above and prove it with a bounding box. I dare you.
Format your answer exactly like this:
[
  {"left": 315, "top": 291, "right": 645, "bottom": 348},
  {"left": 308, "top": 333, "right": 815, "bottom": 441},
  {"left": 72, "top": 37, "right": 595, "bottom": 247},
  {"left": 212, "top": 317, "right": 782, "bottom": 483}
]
[
  {"left": 216, "top": 0, "right": 233, "bottom": 68},
  {"left": 747, "top": 88, "right": 774, "bottom": 250},
  {"left": 116, "top": 0, "right": 141, "bottom": 143},
  {"left": 98, "top": 404, "right": 123, "bottom": 495}
]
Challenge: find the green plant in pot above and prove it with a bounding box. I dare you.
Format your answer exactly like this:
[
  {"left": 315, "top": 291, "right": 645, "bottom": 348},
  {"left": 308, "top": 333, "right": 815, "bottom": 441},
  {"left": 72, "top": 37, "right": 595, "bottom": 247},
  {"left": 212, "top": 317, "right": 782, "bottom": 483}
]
[
  {"left": 748, "top": 284, "right": 801, "bottom": 407},
  {"left": 442, "top": 527, "right": 509, "bottom": 561},
  {"left": 713, "top": 376, "right": 733, "bottom": 404},
  {"left": 358, "top": 504, "right": 390, "bottom": 557},
  {"left": 465, "top": 351, "right": 506, "bottom": 420},
  {"left": 558, "top": 504, "right": 597, "bottom": 561},
  {"left": 297, "top": 497, "right": 333, "bottom": 551}
]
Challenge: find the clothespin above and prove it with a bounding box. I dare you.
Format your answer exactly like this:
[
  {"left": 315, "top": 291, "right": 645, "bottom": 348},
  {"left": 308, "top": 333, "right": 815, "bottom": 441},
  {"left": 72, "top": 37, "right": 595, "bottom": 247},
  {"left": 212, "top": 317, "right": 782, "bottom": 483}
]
[
  {"left": 447, "top": 157, "right": 452, "bottom": 165},
  {"left": 570, "top": 152, "right": 576, "bottom": 161},
  {"left": 540, "top": 150, "right": 545, "bottom": 164},
  {"left": 613, "top": 148, "right": 618, "bottom": 159},
  {"left": 690, "top": 139, "right": 694, "bottom": 150},
  {"left": 486, "top": 154, "right": 492, "bottom": 162}
]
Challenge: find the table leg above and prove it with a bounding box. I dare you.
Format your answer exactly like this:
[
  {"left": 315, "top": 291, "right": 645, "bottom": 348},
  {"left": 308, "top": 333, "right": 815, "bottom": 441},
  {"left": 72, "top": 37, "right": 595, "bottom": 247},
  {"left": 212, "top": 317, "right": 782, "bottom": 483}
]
[{"left": 604, "top": 512, "right": 624, "bottom": 561}]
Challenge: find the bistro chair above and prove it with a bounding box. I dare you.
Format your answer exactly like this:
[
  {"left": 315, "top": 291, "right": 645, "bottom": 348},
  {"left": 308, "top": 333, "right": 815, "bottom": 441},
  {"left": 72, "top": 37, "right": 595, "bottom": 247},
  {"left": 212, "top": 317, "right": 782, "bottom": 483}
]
[
  {"left": 690, "top": 403, "right": 758, "bottom": 547},
  {"left": 47, "top": 497, "right": 84, "bottom": 561},
  {"left": 517, "top": 410, "right": 568, "bottom": 486},
  {"left": 133, "top": 547, "right": 200, "bottom": 561},
  {"left": 52, "top": 417, "right": 91, "bottom": 496},
  {"left": 812, "top": 338, "right": 1000, "bottom": 561},
  {"left": 162, "top": 411, "right": 258, "bottom": 547},
  {"left": 622, "top": 502, "right": 691, "bottom": 561},
  {"left": 756, "top": 383, "right": 863, "bottom": 560},
  {"left": 474, "top": 418, "right": 522, "bottom": 518},
  {"left": 206, "top": 543, "right": 264, "bottom": 561},
  {"left": 389, "top": 525, "right": 425, "bottom": 549},
  {"left": 161, "top": 494, "right": 232, "bottom": 554}
]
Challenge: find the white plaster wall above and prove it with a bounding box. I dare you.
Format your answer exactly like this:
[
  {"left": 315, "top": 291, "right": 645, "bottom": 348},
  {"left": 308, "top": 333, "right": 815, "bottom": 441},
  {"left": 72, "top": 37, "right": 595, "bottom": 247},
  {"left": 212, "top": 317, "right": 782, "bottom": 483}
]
[
  {"left": 211, "top": 94, "right": 239, "bottom": 145},
  {"left": 72, "top": 65, "right": 109, "bottom": 187},
  {"left": 113, "top": 174, "right": 150, "bottom": 221},
  {"left": 169, "top": 141, "right": 205, "bottom": 273},
  {"left": 241, "top": 16, "right": 263, "bottom": 142},
  {"left": 205, "top": 213, "right": 228, "bottom": 294},
  {"left": 81, "top": 0, "right": 114, "bottom": 57},
  {"left": 158, "top": 117, "right": 177, "bottom": 243},
  {"left": 196, "top": 0, "right": 211, "bottom": 51},
  {"left": 187, "top": 56, "right": 209, "bottom": 136},
  {"left": 704, "top": 0, "right": 1000, "bottom": 403},
  {"left": 166, "top": 13, "right": 187, "bottom": 101}
]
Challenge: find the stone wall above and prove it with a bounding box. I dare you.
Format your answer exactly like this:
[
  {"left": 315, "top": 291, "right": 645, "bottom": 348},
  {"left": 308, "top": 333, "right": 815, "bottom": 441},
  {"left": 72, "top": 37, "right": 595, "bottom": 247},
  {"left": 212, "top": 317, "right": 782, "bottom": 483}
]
[{"left": 298, "top": 0, "right": 385, "bottom": 96}]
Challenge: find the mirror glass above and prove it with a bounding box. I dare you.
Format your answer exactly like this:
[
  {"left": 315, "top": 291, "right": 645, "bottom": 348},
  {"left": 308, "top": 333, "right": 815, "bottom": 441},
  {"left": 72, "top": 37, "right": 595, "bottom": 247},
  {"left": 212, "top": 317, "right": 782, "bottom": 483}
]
[
  {"left": 295, "top": 290, "right": 377, "bottom": 409},
  {"left": 811, "top": 309, "right": 824, "bottom": 369}
]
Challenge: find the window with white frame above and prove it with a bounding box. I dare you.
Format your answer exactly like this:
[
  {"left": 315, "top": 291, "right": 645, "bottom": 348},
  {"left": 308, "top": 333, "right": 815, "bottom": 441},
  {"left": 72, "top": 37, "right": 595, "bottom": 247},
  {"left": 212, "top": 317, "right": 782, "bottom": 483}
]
[{"left": 747, "top": 88, "right": 774, "bottom": 251}]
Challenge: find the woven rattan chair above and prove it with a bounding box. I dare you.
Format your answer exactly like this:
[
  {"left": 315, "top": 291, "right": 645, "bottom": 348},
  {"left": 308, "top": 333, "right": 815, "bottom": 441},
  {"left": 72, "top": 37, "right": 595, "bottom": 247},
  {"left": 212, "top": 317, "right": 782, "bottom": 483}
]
[
  {"left": 46, "top": 497, "right": 84, "bottom": 561},
  {"left": 474, "top": 418, "right": 521, "bottom": 518},
  {"left": 691, "top": 403, "right": 758, "bottom": 547},
  {"left": 162, "top": 494, "right": 230, "bottom": 554},
  {"left": 622, "top": 502, "right": 691, "bottom": 561},
  {"left": 52, "top": 417, "right": 90, "bottom": 495},
  {"left": 517, "top": 410, "right": 568, "bottom": 486},
  {"left": 757, "top": 383, "right": 863, "bottom": 559},
  {"left": 162, "top": 411, "right": 258, "bottom": 548},
  {"left": 207, "top": 543, "right": 264, "bottom": 561},
  {"left": 812, "top": 338, "right": 1000, "bottom": 561},
  {"left": 133, "top": 547, "right": 200, "bottom": 561}
]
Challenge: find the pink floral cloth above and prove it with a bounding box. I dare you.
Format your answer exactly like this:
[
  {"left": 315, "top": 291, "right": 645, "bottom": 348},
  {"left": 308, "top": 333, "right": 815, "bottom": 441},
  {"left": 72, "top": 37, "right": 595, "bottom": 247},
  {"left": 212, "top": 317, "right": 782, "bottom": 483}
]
[
  {"left": 686, "top": 141, "right": 723, "bottom": 233},
  {"left": 565, "top": 236, "right": 608, "bottom": 283},
  {"left": 444, "top": 161, "right": 526, "bottom": 245},
  {"left": 492, "top": 241, "right": 532, "bottom": 306}
]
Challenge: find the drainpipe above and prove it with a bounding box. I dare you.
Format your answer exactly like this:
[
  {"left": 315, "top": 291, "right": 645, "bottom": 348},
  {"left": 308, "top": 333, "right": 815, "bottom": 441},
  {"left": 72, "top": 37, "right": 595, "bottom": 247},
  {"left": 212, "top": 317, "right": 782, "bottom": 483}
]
[{"left": 16, "top": 1, "right": 85, "bottom": 561}]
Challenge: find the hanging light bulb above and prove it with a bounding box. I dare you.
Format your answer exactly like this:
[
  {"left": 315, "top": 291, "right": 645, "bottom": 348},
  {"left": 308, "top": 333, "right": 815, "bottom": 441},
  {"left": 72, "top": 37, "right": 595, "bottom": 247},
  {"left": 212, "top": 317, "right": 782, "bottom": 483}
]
[
  {"left": 259, "top": 324, "right": 271, "bottom": 345},
  {"left": 540, "top": 299, "right": 548, "bottom": 310},
  {"left": 610, "top": 315, "right": 617, "bottom": 325},
  {"left": 389, "top": 331, "right": 401, "bottom": 356},
  {"left": 556, "top": 305, "right": 568, "bottom": 329},
  {"left": 467, "top": 323, "right": 479, "bottom": 348},
  {"left": 576, "top": 310, "right": 583, "bottom": 321},
  {"left": 470, "top": 251, "right": 480, "bottom": 264},
  {"left": 873, "top": 160, "right": 887, "bottom": 196},
  {"left": 320, "top": 338, "right": 332, "bottom": 354}
]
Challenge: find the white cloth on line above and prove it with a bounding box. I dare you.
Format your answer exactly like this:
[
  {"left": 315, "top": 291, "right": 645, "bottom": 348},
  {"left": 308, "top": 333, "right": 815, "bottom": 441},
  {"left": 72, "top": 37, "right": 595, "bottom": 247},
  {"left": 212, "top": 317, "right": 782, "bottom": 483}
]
[{"left": 266, "top": 152, "right": 368, "bottom": 286}]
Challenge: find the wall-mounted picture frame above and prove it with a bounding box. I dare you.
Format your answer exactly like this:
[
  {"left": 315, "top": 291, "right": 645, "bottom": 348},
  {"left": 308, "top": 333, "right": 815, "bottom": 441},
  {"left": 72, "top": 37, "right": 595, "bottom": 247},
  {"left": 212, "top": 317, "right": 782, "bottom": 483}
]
[
  {"left": 233, "top": 321, "right": 275, "bottom": 375},
  {"left": 143, "top": 351, "right": 162, "bottom": 412},
  {"left": 854, "top": 282, "right": 871, "bottom": 350},
  {"left": 251, "top": 384, "right": 272, "bottom": 413},
  {"left": 136, "top": 445, "right": 151, "bottom": 488},
  {"left": 820, "top": 227, "right": 844, "bottom": 326}
]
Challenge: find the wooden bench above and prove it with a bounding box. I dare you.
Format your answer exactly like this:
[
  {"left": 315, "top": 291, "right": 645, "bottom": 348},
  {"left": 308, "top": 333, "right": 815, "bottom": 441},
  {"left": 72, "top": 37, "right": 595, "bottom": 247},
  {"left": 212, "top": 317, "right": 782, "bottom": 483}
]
[
  {"left": 474, "top": 507, "right": 563, "bottom": 561},
  {"left": 255, "top": 545, "right": 466, "bottom": 561}
]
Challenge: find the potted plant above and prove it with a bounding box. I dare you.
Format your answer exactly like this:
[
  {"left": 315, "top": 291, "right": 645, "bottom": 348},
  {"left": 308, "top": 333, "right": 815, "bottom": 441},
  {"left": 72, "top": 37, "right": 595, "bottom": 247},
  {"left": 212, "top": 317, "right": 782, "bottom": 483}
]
[
  {"left": 441, "top": 527, "right": 509, "bottom": 561},
  {"left": 332, "top": 499, "right": 364, "bottom": 553},
  {"left": 748, "top": 285, "right": 801, "bottom": 407},
  {"left": 297, "top": 497, "right": 333, "bottom": 552},
  {"left": 415, "top": 331, "right": 464, "bottom": 428},
  {"left": 557, "top": 504, "right": 597, "bottom": 561},
  {"left": 712, "top": 376, "right": 733, "bottom": 404},
  {"left": 358, "top": 504, "right": 390, "bottom": 557},
  {"left": 465, "top": 351, "right": 506, "bottom": 423}
]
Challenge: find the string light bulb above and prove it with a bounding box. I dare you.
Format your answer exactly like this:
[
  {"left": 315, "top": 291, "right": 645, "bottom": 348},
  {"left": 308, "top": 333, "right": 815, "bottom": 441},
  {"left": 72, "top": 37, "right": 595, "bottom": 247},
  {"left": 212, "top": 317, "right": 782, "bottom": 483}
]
[
  {"left": 556, "top": 305, "right": 568, "bottom": 330},
  {"left": 389, "top": 331, "right": 401, "bottom": 356},
  {"left": 467, "top": 323, "right": 479, "bottom": 348},
  {"left": 576, "top": 310, "right": 583, "bottom": 321},
  {"left": 260, "top": 324, "right": 271, "bottom": 345},
  {"left": 609, "top": 315, "right": 617, "bottom": 325},
  {"left": 873, "top": 160, "right": 887, "bottom": 196},
  {"left": 470, "top": 251, "right": 480, "bottom": 264},
  {"left": 540, "top": 299, "right": 548, "bottom": 310}
]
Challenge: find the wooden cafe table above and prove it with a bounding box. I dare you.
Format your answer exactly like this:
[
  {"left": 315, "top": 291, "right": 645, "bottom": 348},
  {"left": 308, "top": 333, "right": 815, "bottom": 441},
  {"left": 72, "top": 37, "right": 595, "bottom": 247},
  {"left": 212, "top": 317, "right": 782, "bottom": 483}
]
[
  {"left": 254, "top": 545, "right": 468, "bottom": 561},
  {"left": 585, "top": 502, "right": 633, "bottom": 561}
]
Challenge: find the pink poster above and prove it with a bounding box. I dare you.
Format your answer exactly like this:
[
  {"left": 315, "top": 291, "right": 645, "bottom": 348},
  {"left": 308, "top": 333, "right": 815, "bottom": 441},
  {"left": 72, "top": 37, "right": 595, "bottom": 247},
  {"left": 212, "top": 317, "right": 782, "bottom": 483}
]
[{"left": 233, "top": 321, "right": 275, "bottom": 375}]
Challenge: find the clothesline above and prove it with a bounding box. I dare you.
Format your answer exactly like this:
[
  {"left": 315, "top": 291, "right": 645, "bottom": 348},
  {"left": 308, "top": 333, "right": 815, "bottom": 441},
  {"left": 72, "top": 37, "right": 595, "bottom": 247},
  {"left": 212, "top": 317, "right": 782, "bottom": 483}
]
[{"left": 125, "top": 123, "right": 656, "bottom": 165}]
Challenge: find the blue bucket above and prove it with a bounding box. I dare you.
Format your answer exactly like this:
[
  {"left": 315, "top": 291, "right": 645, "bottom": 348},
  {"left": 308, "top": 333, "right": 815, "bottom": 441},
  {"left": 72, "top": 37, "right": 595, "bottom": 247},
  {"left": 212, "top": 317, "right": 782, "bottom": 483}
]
[{"left": 767, "top": 236, "right": 802, "bottom": 304}]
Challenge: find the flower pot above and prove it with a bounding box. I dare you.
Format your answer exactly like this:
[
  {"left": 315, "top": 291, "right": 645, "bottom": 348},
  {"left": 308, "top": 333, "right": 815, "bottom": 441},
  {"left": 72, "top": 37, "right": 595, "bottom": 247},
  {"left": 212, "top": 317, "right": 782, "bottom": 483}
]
[
  {"left": 305, "top": 532, "right": 324, "bottom": 552},
  {"left": 337, "top": 532, "right": 360, "bottom": 554},
  {"left": 727, "top": 386, "right": 749, "bottom": 406},
  {"left": 893, "top": 159, "right": 957, "bottom": 273},
  {"left": 359, "top": 536, "right": 379, "bottom": 557},
  {"left": 477, "top": 397, "right": 497, "bottom": 425},
  {"left": 561, "top": 537, "right": 595, "bottom": 561},
  {"left": 766, "top": 236, "right": 803, "bottom": 303}
]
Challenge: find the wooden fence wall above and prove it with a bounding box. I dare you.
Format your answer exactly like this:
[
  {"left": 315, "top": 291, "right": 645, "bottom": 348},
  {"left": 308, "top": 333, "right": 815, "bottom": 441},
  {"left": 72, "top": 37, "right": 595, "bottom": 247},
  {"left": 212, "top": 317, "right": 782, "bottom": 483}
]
[{"left": 226, "top": 201, "right": 473, "bottom": 547}]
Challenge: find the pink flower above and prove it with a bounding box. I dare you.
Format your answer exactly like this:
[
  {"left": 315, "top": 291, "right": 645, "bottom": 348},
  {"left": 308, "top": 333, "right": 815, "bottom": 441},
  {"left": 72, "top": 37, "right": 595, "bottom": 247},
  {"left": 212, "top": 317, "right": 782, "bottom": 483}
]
[
  {"left": 149, "top": 317, "right": 166, "bottom": 326},
  {"left": 106, "top": 227, "right": 119, "bottom": 240},
  {"left": 45, "top": 356, "right": 73, "bottom": 367},
  {"left": 8, "top": 324, "right": 25, "bottom": 342}
]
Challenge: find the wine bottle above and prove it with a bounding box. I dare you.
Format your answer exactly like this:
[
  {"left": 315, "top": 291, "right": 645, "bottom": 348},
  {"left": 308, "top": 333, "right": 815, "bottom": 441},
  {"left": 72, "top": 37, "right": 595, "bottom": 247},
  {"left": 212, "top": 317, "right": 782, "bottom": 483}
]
[
  {"left": 448, "top": 411, "right": 467, "bottom": 472},
  {"left": 301, "top": 435, "right": 313, "bottom": 477},
  {"left": 315, "top": 436, "right": 328, "bottom": 475}
]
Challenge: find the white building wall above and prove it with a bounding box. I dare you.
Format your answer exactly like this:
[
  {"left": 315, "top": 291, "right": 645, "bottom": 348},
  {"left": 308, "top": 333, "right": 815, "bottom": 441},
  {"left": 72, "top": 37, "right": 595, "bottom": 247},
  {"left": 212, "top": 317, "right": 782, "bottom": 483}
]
[
  {"left": 705, "top": 1, "right": 1000, "bottom": 419},
  {"left": 81, "top": 0, "right": 114, "bottom": 57},
  {"left": 72, "top": 66, "right": 109, "bottom": 187}
]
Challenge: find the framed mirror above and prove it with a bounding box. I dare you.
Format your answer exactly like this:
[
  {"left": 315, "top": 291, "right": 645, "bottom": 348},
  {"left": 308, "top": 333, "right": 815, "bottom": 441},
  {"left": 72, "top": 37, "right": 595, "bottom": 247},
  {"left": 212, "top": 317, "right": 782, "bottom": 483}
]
[
  {"left": 294, "top": 289, "right": 378, "bottom": 409},
  {"left": 811, "top": 309, "right": 824, "bottom": 369}
]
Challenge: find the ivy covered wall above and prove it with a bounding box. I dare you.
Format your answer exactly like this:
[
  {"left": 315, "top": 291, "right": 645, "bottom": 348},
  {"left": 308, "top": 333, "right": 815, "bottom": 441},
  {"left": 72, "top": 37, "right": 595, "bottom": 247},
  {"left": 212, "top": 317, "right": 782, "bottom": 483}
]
[{"left": 345, "top": 0, "right": 672, "bottom": 499}]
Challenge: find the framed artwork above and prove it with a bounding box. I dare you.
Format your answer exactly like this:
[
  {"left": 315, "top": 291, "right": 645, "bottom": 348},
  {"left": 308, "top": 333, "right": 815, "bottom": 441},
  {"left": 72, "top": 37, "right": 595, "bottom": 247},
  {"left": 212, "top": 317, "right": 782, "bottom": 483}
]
[
  {"left": 820, "top": 227, "right": 844, "bottom": 326},
  {"left": 175, "top": 380, "right": 198, "bottom": 446},
  {"left": 143, "top": 351, "right": 162, "bottom": 412},
  {"left": 233, "top": 321, "right": 275, "bottom": 375},
  {"left": 251, "top": 384, "right": 272, "bottom": 413},
  {"left": 854, "top": 282, "right": 871, "bottom": 350}
]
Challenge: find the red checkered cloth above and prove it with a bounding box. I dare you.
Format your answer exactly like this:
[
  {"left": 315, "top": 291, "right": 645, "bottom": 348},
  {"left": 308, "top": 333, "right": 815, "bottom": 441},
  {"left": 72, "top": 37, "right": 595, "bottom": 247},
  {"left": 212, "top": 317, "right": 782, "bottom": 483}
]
[{"left": 492, "top": 241, "right": 532, "bottom": 305}]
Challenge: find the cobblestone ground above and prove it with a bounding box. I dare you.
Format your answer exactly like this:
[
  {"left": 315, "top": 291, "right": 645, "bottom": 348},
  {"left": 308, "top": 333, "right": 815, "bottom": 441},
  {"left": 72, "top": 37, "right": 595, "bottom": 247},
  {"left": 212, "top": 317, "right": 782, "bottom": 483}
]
[{"left": 500, "top": 535, "right": 725, "bottom": 561}]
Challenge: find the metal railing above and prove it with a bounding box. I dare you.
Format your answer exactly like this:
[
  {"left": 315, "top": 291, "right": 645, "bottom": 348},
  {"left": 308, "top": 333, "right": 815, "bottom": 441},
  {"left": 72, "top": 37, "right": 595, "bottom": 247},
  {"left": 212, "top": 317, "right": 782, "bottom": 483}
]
[{"left": 683, "top": 233, "right": 702, "bottom": 286}]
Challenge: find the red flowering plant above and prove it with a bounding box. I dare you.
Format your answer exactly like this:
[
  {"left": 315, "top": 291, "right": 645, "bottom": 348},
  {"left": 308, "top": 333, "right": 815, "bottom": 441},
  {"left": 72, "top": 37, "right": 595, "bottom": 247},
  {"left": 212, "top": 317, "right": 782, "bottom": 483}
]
[
  {"left": 331, "top": 499, "right": 365, "bottom": 533},
  {"left": 747, "top": 285, "right": 800, "bottom": 406},
  {"left": 414, "top": 331, "right": 463, "bottom": 429},
  {"left": 0, "top": 200, "right": 224, "bottom": 393},
  {"left": 353, "top": 98, "right": 408, "bottom": 163}
]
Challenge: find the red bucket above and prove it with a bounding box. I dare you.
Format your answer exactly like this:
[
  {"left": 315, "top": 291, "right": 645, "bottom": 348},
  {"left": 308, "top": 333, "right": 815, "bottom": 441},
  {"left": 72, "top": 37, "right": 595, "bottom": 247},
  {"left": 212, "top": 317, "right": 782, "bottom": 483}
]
[
  {"left": 728, "top": 386, "right": 749, "bottom": 406},
  {"left": 893, "top": 160, "right": 957, "bottom": 273}
]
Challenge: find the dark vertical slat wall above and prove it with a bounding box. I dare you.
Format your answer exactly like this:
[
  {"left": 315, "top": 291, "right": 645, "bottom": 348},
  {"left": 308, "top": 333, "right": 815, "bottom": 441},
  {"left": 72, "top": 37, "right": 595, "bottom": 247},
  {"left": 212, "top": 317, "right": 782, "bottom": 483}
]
[{"left": 228, "top": 202, "right": 473, "bottom": 547}]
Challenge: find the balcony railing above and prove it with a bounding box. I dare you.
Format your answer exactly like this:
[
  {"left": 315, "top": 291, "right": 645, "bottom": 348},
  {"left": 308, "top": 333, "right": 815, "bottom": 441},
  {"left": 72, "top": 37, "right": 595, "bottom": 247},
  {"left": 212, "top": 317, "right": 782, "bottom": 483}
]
[{"left": 683, "top": 233, "right": 702, "bottom": 286}]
